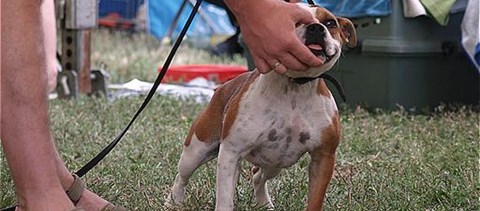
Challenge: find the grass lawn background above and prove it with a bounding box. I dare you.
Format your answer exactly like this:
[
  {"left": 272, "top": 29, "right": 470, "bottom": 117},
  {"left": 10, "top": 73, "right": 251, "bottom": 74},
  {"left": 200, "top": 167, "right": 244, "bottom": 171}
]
[{"left": 1, "top": 30, "right": 479, "bottom": 210}]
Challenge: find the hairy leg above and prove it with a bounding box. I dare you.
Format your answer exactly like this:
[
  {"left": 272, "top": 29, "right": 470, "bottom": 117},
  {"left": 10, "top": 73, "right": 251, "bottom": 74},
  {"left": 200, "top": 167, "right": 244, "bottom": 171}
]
[
  {"left": 40, "top": 2, "right": 118, "bottom": 209},
  {"left": 41, "top": 0, "right": 58, "bottom": 93},
  {"left": 2, "top": 1, "right": 114, "bottom": 210},
  {"left": 54, "top": 146, "right": 111, "bottom": 210},
  {"left": 1, "top": 0, "right": 74, "bottom": 210}
]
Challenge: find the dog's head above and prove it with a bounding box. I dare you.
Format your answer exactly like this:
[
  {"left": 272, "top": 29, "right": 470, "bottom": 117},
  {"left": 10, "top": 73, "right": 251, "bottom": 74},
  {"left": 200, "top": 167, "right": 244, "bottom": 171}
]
[{"left": 285, "top": 3, "right": 357, "bottom": 79}]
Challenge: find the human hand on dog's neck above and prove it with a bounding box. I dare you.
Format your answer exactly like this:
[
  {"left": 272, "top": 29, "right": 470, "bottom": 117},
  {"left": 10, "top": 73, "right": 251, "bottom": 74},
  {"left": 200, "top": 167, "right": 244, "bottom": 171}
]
[{"left": 224, "top": 0, "right": 323, "bottom": 74}]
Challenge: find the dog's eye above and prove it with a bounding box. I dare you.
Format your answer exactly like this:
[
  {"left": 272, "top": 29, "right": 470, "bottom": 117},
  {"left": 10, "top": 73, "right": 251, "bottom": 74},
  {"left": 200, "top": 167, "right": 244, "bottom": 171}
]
[{"left": 324, "top": 19, "right": 337, "bottom": 28}]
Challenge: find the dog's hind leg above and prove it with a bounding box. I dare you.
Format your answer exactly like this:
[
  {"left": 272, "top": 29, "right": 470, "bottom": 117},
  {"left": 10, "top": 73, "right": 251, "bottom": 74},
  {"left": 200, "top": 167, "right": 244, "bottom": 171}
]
[
  {"left": 169, "top": 134, "right": 220, "bottom": 206},
  {"left": 251, "top": 166, "right": 281, "bottom": 209},
  {"left": 215, "top": 143, "right": 241, "bottom": 211}
]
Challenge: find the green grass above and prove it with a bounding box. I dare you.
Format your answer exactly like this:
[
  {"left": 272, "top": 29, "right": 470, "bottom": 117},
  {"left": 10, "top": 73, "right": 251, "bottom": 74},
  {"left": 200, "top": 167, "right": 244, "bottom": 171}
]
[{"left": 1, "top": 30, "right": 479, "bottom": 210}]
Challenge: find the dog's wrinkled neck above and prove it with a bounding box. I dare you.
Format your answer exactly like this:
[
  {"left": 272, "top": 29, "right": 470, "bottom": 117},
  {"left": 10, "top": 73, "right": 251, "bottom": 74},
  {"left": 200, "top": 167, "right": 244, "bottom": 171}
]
[{"left": 257, "top": 72, "right": 317, "bottom": 95}]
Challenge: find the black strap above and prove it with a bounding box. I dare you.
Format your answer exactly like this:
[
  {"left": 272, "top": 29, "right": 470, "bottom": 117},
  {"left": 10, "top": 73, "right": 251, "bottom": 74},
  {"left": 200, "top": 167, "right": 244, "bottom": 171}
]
[
  {"left": 306, "top": 0, "right": 316, "bottom": 5},
  {"left": 75, "top": 0, "right": 204, "bottom": 177},
  {"left": 290, "top": 73, "right": 347, "bottom": 102}
]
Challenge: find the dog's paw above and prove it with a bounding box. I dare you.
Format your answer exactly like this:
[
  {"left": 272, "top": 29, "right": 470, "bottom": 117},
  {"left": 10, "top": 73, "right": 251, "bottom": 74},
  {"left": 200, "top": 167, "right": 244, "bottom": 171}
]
[{"left": 163, "top": 188, "right": 185, "bottom": 209}]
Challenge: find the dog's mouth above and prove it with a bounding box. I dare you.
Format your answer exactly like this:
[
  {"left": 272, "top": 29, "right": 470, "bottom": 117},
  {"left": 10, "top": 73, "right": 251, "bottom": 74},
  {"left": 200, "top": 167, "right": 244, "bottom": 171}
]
[
  {"left": 303, "top": 23, "right": 336, "bottom": 64},
  {"left": 307, "top": 43, "right": 335, "bottom": 63}
]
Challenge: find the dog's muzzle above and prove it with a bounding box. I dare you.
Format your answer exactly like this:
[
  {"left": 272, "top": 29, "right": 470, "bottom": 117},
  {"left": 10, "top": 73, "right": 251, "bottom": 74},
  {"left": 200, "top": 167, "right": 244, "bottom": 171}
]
[{"left": 305, "top": 23, "right": 334, "bottom": 62}]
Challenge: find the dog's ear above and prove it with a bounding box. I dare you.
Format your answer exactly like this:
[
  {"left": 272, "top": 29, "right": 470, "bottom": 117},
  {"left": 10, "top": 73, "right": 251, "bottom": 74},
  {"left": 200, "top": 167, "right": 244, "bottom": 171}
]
[{"left": 336, "top": 17, "right": 357, "bottom": 48}]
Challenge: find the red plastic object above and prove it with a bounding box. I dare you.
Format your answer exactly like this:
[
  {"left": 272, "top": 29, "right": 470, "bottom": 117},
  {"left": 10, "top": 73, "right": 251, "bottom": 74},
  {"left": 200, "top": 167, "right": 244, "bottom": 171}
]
[
  {"left": 98, "top": 13, "right": 134, "bottom": 30},
  {"left": 161, "top": 64, "right": 248, "bottom": 83}
]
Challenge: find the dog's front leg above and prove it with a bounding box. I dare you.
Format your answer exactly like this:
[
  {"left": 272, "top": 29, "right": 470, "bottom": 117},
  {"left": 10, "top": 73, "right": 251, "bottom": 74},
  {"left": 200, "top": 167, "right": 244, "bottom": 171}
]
[
  {"left": 215, "top": 143, "right": 241, "bottom": 211},
  {"left": 252, "top": 166, "right": 281, "bottom": 209},
  {"left": 306, "top": 148, "right": 336, "bottom": 211}
]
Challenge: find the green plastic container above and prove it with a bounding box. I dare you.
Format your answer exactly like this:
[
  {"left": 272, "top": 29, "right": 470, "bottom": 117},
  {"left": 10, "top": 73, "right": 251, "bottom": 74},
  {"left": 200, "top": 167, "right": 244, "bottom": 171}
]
[{"left": 327, "top": 0, "right": 479, "bottom": 110}]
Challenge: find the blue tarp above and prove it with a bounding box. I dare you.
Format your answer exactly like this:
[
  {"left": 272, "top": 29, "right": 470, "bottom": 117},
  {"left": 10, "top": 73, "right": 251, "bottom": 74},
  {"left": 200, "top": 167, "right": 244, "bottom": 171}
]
[
  {"left": 315, "top": 0, "right": 391, "bottom": 17},
  {"left": 146, "top": 0, "right": 391, "bottom": 40},
  {"left": 99, "top": 0, "right": 144, "bottom": 19},
  {"left": 147, "top": 0, "right": 235, "bottom": 39}
]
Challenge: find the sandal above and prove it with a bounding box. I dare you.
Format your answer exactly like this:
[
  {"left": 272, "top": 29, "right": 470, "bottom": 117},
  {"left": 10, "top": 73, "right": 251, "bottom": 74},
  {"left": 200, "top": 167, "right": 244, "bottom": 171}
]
[
  {"left": 67, "top": 174, "right": 128, "bottom": 211},
  {"left": 66, "top": 174, "right": 86, "bottom": 205}
]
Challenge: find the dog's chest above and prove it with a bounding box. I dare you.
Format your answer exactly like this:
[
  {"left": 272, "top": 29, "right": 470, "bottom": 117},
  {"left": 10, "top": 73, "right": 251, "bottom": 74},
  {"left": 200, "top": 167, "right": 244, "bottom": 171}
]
[{"left": 224, "top": 76, "right": 337, "bottom": 168}]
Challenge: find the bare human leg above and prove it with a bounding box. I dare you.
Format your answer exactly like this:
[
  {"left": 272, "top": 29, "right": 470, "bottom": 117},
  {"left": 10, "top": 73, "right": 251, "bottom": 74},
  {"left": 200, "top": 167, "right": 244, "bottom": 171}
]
[
  {"left": 1, "top": 0, "right": 75, "bottom": 210},
  {"left": 41, "top": 0, "right": 58, "bottom": 93},
  {"left": 1, "top": 0, "right": 118, "bottom": 210}
]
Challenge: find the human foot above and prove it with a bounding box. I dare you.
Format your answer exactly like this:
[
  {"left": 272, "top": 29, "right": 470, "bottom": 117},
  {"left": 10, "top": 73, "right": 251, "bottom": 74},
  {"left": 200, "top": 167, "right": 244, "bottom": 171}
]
[
  {"left": 66, "top": 174, "right": 127, "bottom": 211},
  {"left": 15, "top": 187, "right": 76, "bottom": 211}
]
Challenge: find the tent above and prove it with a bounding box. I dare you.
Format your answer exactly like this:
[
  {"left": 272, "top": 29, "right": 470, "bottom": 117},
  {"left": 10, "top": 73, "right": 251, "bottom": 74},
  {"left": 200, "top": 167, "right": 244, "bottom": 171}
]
[
  {"left": 145, "top": 0, "right": 392, "bottom": 41},
  {"left": 146, "top": 0, "right": 236, "bottom": 44}
]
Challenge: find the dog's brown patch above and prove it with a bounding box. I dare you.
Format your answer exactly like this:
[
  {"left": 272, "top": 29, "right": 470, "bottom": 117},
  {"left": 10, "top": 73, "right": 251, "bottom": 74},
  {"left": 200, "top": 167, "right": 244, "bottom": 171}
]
[
  {"left": 222, "top": 71, "right": 260, "bottom": 140},
  {"left": 321, "top": 111, "right": 340, "bottom": 153},
  {"left": 306, "top": 111, "right": 340, "bottom": 210},
  {"left": 314, "top": 6, "right": 337, "bottom": 24},
  {"left": 184, "top": 71, "right": 260, "bottom": 146},
  {"left": 184, "top": 71, "right": 258, "bottom": 146},
  {"left": 336, "top": 17, "right": 357, "bottom": 47},
  {"left": 316, "top": 79, "right": 331, "bottom": 98},
  {"left": 312, "top": 6, "right": 357, "bottom": 48}
]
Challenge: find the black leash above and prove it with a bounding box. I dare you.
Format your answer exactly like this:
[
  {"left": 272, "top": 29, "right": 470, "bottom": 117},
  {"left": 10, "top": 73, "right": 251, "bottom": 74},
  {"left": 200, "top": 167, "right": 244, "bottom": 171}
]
[
  {"left": 75, "top": 0, "right": 204, "bottom": 177},
  {"left": 80, "top": 0, "right": 345, "bottom": 176}
]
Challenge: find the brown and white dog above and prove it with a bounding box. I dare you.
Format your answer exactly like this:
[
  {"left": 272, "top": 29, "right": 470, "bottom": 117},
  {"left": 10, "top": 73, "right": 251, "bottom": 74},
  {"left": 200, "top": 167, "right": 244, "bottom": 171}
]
[{"left": 168, "top": 3, "right": 357, "bottom": 211}]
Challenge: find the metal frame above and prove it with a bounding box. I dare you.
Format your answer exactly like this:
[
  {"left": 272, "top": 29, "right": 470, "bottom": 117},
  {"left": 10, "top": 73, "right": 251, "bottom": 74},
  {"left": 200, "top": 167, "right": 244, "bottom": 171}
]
[{"left": 57, "top": 0, "right": 108, "bottom": 99}]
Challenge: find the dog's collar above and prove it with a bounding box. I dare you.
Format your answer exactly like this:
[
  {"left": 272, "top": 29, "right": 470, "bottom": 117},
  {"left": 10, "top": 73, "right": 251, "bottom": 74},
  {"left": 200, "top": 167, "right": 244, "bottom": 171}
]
[
  {"left": 289, "top": 73, "right": 347, "bottom": 102},
  {"left": 289, "top": 76, "right": 319, "bottom": 85}
]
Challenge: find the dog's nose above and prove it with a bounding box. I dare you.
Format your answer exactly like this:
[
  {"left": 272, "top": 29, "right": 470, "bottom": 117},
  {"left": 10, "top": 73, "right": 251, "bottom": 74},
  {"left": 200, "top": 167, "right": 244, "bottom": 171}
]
[{"left": 307, "top": 23, "right": 325, "bottom": 34}]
